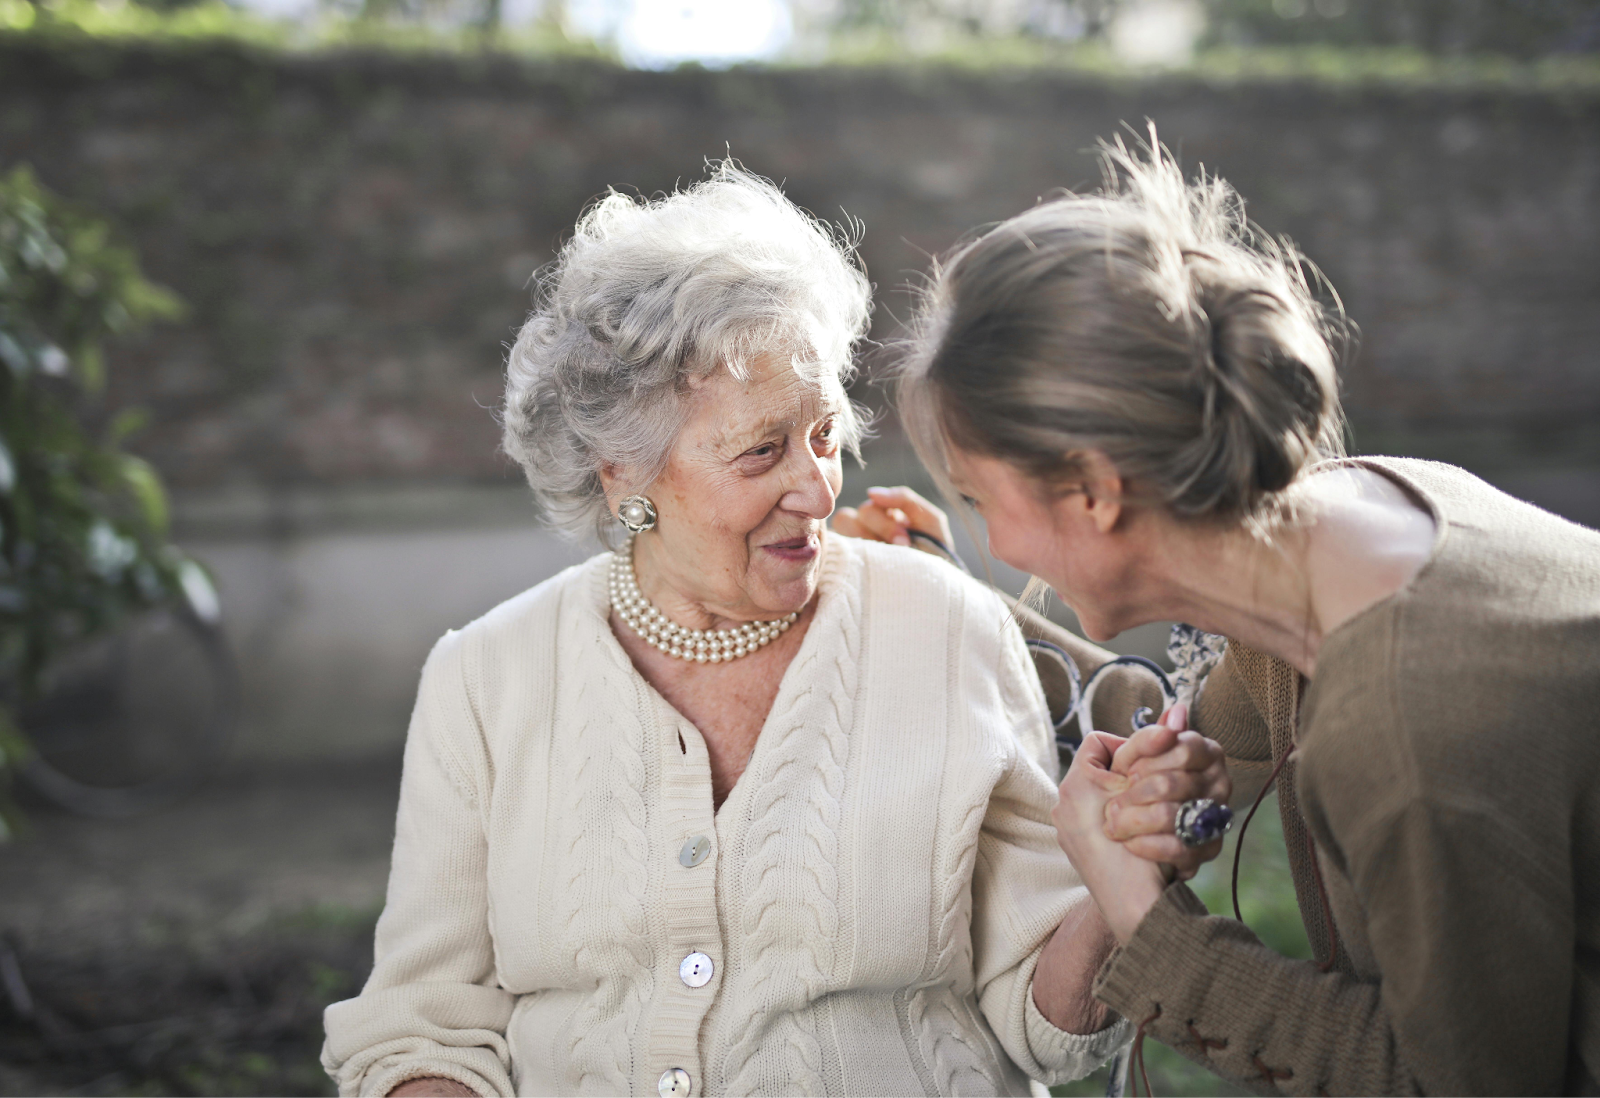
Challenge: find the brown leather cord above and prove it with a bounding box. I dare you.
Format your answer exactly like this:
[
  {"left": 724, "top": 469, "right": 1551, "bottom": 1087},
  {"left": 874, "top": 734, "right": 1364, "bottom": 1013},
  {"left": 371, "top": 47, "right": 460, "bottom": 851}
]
[
  {"left": 1233, "top": 743, "right": 1343, "bottom": 972},
  {"left": 1231, "top": 749, "right": 1294, "bottom": 922},
  {"left": 1251, "top": 1052, "right": 1294, "bottom": 1085},
  {"left": 1186, "top": 1020, "right": 1228, "bottom": 1053},
  {"left": 1130, "top": 1005, "right": 1161, "bottom": 1097}
]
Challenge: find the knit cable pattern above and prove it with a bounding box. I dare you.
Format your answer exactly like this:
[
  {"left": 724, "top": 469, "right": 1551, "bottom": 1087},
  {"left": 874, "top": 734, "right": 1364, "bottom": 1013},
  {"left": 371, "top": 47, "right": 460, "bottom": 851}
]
[
  {"left": 721, "top": 561, "right": 861, "bottom": 1096},
  {"left": 908, "top": 792, "right": 1002, "bottom": 1095},
  {"left": 909, "top": 588, "right": 1004, "bottom": 1095},
  {"left": 560, "top": 596, "right": 656, "bottom": 1094}
]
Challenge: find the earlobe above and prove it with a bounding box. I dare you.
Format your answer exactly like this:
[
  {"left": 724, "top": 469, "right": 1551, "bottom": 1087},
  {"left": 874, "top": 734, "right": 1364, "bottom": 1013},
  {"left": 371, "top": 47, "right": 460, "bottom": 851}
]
[
  {"left": 1088, "top": 493, "right": 1122, "bottom": 534},
  {"left": 1080, "top": 451, "right": 1124, "bottom": 534}
]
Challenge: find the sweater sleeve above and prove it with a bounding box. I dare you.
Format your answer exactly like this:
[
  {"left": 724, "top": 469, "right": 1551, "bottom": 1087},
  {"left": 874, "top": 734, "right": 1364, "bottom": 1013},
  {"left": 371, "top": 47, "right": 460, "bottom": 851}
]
[
  {"left": 1188, "top": 644, "right": 1278, "bottom": 809},
  {"left": 1095, "top": 883, "right": 1409, "bottom": 1096},
  {"left": 972, "top": 623, "right": 1132, "bottom": 1086},
  {"left": 321, "top": 633, "right": 516, "bottom": 1098},
  {"left": 1094, "top": 797, "right": 1574, "bottom": 1096}
]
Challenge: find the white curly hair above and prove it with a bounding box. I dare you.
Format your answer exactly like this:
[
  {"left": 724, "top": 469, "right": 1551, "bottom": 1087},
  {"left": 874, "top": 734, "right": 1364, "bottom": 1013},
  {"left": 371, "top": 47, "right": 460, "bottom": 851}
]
[{"left": 501, "top": 162, "right": 874, "bottom": 545}]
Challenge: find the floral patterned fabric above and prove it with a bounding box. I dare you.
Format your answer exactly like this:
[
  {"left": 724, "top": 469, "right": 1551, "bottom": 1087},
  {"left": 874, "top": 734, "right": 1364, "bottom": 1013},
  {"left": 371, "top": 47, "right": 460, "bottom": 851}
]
[{"left": 1166, "top": 623, "right": 1229, "bottom": 708}]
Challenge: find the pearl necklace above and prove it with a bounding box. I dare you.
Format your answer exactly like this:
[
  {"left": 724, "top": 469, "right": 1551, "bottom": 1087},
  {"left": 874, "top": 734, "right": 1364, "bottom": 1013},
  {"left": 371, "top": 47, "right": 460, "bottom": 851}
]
[{"left": 608, "top": 538, "right": 798, "bottom": 663}]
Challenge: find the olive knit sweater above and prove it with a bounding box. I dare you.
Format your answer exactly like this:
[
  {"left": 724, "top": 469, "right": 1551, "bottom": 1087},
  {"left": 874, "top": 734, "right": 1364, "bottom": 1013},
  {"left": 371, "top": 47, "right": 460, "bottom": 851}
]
[{"left": 1091, "top": 457, "right": 1600, "bottom": 1095}]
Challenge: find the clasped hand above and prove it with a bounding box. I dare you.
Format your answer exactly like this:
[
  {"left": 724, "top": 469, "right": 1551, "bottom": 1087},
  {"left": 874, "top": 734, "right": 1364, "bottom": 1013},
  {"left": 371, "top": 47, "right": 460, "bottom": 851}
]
[
  {"left": 1051, "top": 704, "right": 1231, "bottom": 944},
  {"left": 830, "top": 488, "right": 1232, "bottom": 943}
]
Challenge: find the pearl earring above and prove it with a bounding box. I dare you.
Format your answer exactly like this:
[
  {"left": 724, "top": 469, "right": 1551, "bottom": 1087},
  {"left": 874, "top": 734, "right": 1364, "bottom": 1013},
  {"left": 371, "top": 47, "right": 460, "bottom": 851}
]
[{"left": 617, "top": 494, "right": 658, "bottom": 533}]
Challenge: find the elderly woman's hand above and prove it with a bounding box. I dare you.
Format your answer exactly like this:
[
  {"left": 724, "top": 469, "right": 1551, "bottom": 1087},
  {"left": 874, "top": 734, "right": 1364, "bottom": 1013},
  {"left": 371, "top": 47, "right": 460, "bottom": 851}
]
[
  {"left": 1102, "top": 703, "right": 1232, "bottom": 880},
  {"left": 834, "top": 486, "right": 953, "bottom": 552},
  {"left": 1051, "top": 731, "right": 1169, "bottom": 944}
]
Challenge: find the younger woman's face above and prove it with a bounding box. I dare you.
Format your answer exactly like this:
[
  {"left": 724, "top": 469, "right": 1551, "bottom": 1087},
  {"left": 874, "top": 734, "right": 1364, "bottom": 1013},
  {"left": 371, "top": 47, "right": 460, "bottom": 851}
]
[{"left": 945, "top": 445, "right": 1141, "bottom": 643}]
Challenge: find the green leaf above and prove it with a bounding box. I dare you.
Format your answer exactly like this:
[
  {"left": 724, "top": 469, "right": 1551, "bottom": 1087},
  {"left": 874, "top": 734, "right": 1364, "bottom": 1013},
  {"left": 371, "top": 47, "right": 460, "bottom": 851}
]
[
  {"left": 0, "top": 330, "right": 29, "bottom": 375},
  {"left": 123, "top": 280, "right": 186, "bottom": 324},
  {"left": 38, "top": 344, "right": 69, "bottom": 378},
  {"left": 0, "top": 705, "right": 32, "bottom": 843},
  {"left": 74, "top": 342, "right": 104, "bottom": 393},
  {"left": 0, "top": 706, "right": 32, "bottom": 771},
  {"left": 107, "top": 407, "right": 150, "bottom": 444},
  {"left": 118, "top": 454, "right": 170, "bottom": 536},
  {"left": 86, "top": 518, "right": 137, "bottom": 580},
  {"left": 177, "top": 557, "right": 222, "bottom": 625}
]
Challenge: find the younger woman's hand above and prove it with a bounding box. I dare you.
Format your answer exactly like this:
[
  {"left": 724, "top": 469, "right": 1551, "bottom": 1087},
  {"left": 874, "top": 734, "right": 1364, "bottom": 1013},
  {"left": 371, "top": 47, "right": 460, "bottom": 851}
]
[
  {"left": 1051, "top": 731, "right": 1168, "bottom": 945},
  {"left": 1102, "top": 703, "right": 1232, "bottom": 879},
  {"left": 833, "top": 486, "right": 953, "bottom": 552}
]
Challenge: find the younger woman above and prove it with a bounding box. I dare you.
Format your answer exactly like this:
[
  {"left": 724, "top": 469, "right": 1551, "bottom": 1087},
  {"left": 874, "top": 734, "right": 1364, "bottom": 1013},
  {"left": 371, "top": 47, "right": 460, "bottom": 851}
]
[{"left": 852, "top": 137, "right": 1600, "bottom": 1095}]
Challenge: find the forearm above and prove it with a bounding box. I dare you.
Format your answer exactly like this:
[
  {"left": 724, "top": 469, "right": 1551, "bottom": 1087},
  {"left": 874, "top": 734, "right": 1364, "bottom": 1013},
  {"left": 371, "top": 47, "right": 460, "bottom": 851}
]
[
  {"left": 1094, "top": 883, "right": 1412, "bottom": 1096},
  {"left": 1030, "top": 889, "right": 1120, "bottom": 1034}
]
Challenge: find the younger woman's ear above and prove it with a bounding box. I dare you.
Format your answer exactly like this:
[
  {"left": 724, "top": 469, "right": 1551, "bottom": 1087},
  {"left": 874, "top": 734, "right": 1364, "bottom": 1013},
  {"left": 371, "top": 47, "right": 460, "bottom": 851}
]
[{"left": 1077, "top": 450, "right": 1124, "bottom": 535}]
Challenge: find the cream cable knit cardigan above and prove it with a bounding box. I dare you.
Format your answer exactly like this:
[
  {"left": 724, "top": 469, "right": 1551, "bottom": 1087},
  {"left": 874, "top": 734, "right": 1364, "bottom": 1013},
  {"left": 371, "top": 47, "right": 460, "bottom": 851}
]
[{"left": 321, "top": 536, "right": 1129, "bottom": 1097}]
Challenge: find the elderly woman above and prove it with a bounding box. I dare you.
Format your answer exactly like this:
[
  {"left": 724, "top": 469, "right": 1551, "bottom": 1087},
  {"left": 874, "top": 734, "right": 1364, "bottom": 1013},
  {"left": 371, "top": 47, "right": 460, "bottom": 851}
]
[{"left": 320, "top": 166, "right": 1224, "bottom": 1098}]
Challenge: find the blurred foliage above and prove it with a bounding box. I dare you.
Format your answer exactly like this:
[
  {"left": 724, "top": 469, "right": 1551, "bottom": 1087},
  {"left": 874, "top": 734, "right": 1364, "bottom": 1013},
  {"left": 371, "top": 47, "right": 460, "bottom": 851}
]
[
  {"left": 10, "top": 8, "right": 1586, "bottom": 94},
  {"left": 1053, "top": 797, "right": 1309, "bottom": 1097},
  {"left": 3, "top": 0, "right": 1596, "bottom": 77},
  {"left": 0, "top": 0, "right": 607, "bottom": 52},
  {"left": 1203, "top": 0, "right": 1600, "bottom": 58},
  {"left": 797, "top": 0, "right": 1121, "bottom": 40},
  {"left": 0, "top": 902, "right": 380, "bottom": 1095},
  {"left": 803, "top": 0, "right": 1598, "bottom": 59},
  {"left": 808, "top": 36, "right": 1600, "bottom": 87},
  {"left": 0, "top": 165, "right": 198, "bottom": 838}
]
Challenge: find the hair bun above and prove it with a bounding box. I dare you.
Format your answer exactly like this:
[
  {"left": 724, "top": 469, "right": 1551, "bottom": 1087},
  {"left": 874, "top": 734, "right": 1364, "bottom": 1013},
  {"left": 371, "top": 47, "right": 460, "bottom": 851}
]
[
  {"left": 1181, "top": 277, "right": 1340, "bottom": 516},
  {"left": 898, "top": 128, "right": 1347, "bottom": 526}
]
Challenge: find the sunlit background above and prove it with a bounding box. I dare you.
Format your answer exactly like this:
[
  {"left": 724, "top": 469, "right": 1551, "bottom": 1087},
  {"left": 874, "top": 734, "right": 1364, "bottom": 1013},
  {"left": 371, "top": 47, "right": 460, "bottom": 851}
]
[
  {"left": 52, "top": 0, "right": 1594, "bottom": 68},
  {"left": 1, "top": 2, "right": 1597, "bottom": 1095}
]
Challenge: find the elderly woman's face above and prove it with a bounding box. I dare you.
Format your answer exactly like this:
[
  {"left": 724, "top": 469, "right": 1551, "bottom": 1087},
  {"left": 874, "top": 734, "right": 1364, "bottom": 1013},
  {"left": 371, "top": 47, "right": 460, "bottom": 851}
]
[{"left": 632, "top": 354, "right": 843, "bottom": 622}]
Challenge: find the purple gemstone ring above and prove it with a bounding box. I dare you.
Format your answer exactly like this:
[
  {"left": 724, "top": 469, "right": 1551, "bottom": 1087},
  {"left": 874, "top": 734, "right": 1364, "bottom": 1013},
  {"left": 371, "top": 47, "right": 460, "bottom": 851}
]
[{"left": 1174, "top": 798, "right": 1234, "bottom": 848}]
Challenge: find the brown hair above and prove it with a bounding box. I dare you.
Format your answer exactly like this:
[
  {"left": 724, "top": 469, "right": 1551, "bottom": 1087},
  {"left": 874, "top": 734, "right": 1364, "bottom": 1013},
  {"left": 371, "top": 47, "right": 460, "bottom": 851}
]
[{"left": 898, "top": 130, "right": 1348, "bottom": 525}]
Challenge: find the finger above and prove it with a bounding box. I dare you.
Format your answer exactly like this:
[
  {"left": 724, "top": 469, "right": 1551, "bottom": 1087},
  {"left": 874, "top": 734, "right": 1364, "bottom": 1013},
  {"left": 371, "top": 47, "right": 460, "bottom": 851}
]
[
  {"left": 1164, "top": 702, "right": 1189, "bottom": 731},
  {"left": 1114, "top": 766, "right": 1221, "bottom": 809},
  {"left": 849, "top": 503, "right": 910, "bottom": 545},
  {"left": 1123, "top": 834, "right": 1224, "bottom": 871},
  {"left": 866, "top": 486, "right": 953, "bottom": 543},
  {"left": 883, "top": 508, "right": 914, "bottom": 546},
  {"left": 832, "top": 508, "right": 867, "bottom": 538},
  {"left": 1132, "top": 736, "right": 1216, "bottom": 777},
  {"left": 1072, "top": 729, "right": 1127, "bottom": 772},
  {"left": 1125, "top": 731, "right": 1220, "bottom": 777},
  {"left": 1203, "top": 761, "right": 1228, "bottom": 803},
  {"left": 1111, "top": 722, "right": 1181, "bottom": 775},
  {"left": 1103, "top": 799, "right": 1180, "bottom": 843}
]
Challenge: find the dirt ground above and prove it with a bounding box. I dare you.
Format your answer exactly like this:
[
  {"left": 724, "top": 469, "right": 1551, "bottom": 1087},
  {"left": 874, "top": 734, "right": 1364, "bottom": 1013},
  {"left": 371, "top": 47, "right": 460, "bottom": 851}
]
[
  {"left": 0, "top": 756, "right": 402, "bottom": 1097},
  {"left": 0, "top": 750, "right": 1277, "bottom": 1098}
]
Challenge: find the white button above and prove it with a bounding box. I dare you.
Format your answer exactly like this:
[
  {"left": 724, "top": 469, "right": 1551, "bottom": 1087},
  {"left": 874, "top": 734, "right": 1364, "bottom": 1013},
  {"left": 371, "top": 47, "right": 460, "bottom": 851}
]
[
  {"left": 679, "top": 952, "right": 714, "bottom": 988},
  {"left": 659, "top": 1067, "right": 692, "bottom": 1097},
  {"left": 679, "top": 835, "right": 711, "bottom": 868}
]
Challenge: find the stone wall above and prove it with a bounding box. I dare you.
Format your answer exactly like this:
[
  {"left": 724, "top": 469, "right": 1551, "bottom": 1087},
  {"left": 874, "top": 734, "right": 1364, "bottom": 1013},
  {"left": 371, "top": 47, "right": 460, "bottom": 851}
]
[
  {"left": 4, "top": 38, "right": 1596, "bottom": 759},
  {"left": 4, "top": 37, "right": 1598, "bottom": 490}
]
